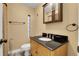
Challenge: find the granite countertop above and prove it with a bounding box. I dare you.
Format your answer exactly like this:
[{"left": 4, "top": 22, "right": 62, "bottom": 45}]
[{"left": 30, "top": 36, "right": 67, "bottom": 51}]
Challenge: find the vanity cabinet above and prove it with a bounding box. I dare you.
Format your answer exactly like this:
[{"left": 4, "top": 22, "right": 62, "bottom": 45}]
[{"left": 30, "top": 39, "right": 67, "bottom": 56}]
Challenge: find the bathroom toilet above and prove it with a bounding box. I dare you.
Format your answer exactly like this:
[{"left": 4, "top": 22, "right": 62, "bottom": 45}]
[
  {"left": 20, "top": 43, "right": 30, "bottom": 56},
  {"left": 8, "top": 43, "right": 30, "bottom": 56}
]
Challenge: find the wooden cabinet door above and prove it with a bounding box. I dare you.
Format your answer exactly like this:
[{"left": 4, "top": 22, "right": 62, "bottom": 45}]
[
  {"left": 30, "top": 39, "right": 52, "bottom": 56},
  {"left": 53, "top": 43, "right": 67, "bottom": 56},
  {"left": 37, "top": 44, "right": 52, "bottom": 56},
  {"left": 30, "top": 39, "right": 39, "bottom": 56}
]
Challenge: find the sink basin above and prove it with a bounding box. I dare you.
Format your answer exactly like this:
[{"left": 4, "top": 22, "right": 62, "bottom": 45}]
[{"left": 38, "top": 37, "right": 51, "bottom": 41}]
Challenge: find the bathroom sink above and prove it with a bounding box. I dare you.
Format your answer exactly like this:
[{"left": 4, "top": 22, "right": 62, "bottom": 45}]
[{"left": 38, "top": 37, "right": 51, "bottom": 41}]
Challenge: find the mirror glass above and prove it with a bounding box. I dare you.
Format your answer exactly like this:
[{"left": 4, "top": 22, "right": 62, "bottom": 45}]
[{"left": 43, "top": 3, "right": 63, "bottom": 24}]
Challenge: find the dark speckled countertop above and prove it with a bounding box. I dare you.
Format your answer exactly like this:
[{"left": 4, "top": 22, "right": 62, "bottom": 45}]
[{"left": 30, "top": 36, "right": 67, "bottom": 51}]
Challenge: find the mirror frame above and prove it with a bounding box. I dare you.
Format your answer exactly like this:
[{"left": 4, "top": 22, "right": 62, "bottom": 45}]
[{"left": 43, "top": 3, "right": 63, "bottom": 24}]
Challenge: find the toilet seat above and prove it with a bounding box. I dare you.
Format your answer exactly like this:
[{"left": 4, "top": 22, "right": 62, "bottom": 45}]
[{"left": 21, "top": 43, "right": 30, "bottom": 50}]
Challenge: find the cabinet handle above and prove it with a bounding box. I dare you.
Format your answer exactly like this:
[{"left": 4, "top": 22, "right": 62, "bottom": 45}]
[{"left": 35, "top": 51, "right": 38, "bottom": 54}]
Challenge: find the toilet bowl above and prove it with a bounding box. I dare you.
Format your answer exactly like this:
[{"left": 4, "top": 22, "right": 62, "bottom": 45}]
[
  {"left": 8, "top": 49, "right": 23, "bottom": 56},
  {"left": 20, "top": 43, "right": 30, "bottom": 56},
  {"left": 8, "top": 43, "right": 30, "bottom": 56}
]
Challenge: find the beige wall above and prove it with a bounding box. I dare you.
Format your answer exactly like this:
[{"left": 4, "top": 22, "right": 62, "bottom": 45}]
[
  {"left": 7, "top": 3, "right": 78, "bottom": 55},
  {"left": 34, "top": 4, "right": 78, "bottom": 56},
  {"left": 7, "top": 3, "right": 36, "bottom": 51}
]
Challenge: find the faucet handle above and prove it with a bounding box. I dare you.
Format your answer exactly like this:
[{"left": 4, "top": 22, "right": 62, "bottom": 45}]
[
  {"left": 42, "top": 33, "right": 47, "bottom": 37},
  {"left": 48, "top": 33, "right": 54, "bottom": 39}
]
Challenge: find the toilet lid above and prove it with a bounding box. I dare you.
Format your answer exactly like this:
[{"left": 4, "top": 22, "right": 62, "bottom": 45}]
[{"left": 21, "top": 43, "right": 30, "bottom": 49}]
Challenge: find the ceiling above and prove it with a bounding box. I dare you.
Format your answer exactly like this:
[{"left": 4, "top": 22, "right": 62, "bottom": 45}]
[{"left": 25, "top": 3, "right": 41, "bottom": 8}]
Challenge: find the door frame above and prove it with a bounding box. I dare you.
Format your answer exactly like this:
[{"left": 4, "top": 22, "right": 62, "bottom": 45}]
[
  {"left": 3, "top": 3, "right": 8, "bottom": 56},
  {"left": 0, "top": 3, "right": 3, "bottom": 56},
  {"left": 78, "top": 4, "right": 79, "bottom": 46}
]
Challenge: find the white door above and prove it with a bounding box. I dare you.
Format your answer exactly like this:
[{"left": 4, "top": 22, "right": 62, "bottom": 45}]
[{"left": 0, "top": 3, "right": 3, "bottom": 56}]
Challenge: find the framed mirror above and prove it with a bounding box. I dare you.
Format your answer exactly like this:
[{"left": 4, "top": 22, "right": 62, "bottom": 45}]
[{"left": 43, "top": 3, "right": 63, "bottom": 24}]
